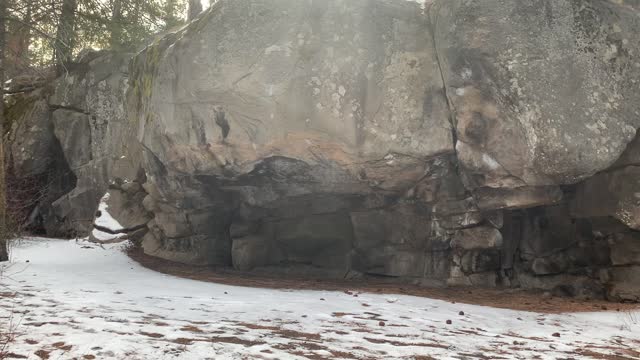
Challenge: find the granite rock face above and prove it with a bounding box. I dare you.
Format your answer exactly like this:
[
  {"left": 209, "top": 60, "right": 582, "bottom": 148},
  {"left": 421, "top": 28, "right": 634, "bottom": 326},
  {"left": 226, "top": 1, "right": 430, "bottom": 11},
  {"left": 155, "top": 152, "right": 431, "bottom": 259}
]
[
  {"left": 127, "top": 0, "right": 455, "bottom": 266},
  {"left": 118, "top": 0, "right": 640, "bottom": 299},
  {"left": 4, "top": 51, "right": 136, "bottom": 236},
  {"left": 6, "top": 0, "right": 640, "bottom": 301},
  {"left": 47, "top": 51, "right": 138, "bottom": 235},
  {"left": 435, "top": 0, "right": 640, "bottom": 193}
]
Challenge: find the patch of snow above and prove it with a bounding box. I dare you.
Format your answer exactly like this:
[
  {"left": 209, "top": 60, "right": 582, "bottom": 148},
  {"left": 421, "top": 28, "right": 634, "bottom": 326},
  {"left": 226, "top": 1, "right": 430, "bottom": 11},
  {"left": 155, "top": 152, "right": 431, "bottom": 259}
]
[
  {"left": 482, "top": 153, "right": 501, "bottom": 170},
  {"left": 91, "top": 228, "right": 126, "bottom": 242},
  {"left": 94, "top": 193, "right": 122, "bottom": 230},
  {"left": 92, "top": 192, "right": 126, "bottom": 243},
  {"left": 265, "top": 45, "right": 282, "bottom": 55},
  {"left": 1, "top": 238, "right": 638, "bottom": 359},
  {"left": 408, "top": 0, "right": 427, "bottom": 11}
]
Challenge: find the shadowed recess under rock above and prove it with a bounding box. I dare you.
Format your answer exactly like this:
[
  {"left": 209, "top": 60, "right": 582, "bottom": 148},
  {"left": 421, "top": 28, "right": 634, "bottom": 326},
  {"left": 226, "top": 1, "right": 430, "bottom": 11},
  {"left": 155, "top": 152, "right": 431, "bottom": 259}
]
[{"left": 5, "top": 0, "right": 640, "bottom": 302}]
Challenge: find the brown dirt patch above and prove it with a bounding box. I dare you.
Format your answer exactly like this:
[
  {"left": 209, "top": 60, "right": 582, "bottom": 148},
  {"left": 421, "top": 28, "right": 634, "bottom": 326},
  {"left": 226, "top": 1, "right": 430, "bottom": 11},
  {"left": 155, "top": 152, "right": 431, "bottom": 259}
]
[
  {"left": 3, "top": 353, "right": 28, "bottom": 359},
  {"left": 33, "top": 350, "right": 50, "bottom": 359},
  {"left": 331, "top": 312, "right": 356, "bottom": 318},
  {"left": 24, "top": 322, "right": 61, "bottom": 328},
  {"left": 580, "top": 346, "right": 640, "bottom": 359},
  {"left": 139, "top": 331, "right": 164, "bottom": 338},
  {"left": 167, "top": 335, "right": 266, "bottom": 347},
  {"left": 127, "top": 247, "right": 640, "bottom": 313},
  {"left": 179, "top": 325, "right": 204, "bottom": 333},
  {"left": 209, "top": 336, "right": 266, "bottom": 346},
  {"left": 51, "top": 342, "right": 72, "bottom": 351},
  {"left": 234, "top": 322, "right": 322, "bottom": 342},
  {"left": 364, "top": 337, "right": 449, "bottom": 349},
  {"left": 172, "top": 338, "right": 195, "bottom": 345},
  {"left": 574, "top": 349, "right": 638, "bottom": 360},
  {"left": 235, "top": 322, "right": 280, "bottom": 331}
]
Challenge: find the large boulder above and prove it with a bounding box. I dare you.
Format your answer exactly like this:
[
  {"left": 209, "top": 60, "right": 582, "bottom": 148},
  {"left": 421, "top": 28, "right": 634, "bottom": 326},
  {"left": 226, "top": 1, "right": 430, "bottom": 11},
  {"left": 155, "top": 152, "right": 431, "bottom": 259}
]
[
  {"left": 46, "top": 51, "right": 137, "bottom": 235},
  {"left": 571, "top": 167, "right": 640, "bottom": 230},
  {"left": 3, "top": 51, "right": 137, "bottom": 236},
  {"left": 5, "top": 89, "right": 56, "bottom": 176},
  {"left": 115, "top": 0, "right": 640, "bottom": 301},
  {"left": 608, "top": 266, "right": 640, "bottom": 302},
  {"left": 128, "top": 0, "right": 455, "bottom": 267},
  {"left": 3, "top": 87, "right": 76, "bottom": 231},
  {"left": 434, "top": 0, "right": 640, "bottom": 206},
  {"left": 6, "top": 0, "right": 639, "bottom": 300},
  {"left": 571, "top": 134, "right": 640, "bottom": 230},
  {"left": 134, "top": 0, "right": 452, "bottom": 177}
]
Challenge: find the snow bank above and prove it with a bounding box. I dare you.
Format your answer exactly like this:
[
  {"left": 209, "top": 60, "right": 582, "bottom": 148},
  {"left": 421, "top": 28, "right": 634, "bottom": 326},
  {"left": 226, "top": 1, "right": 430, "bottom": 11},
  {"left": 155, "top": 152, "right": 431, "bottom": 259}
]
[
  {"left": 91, "top": 192, "right": 127, "bottom": 243},
  {"left": 0, "top": 238, "right": 638, "bottom": 359}
]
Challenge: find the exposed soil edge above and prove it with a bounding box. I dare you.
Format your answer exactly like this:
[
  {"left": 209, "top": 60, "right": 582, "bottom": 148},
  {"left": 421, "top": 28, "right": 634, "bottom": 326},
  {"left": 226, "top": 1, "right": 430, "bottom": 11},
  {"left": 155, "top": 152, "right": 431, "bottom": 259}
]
[{"left": 126, "top": 246, "right": 640, "bottom": 314}]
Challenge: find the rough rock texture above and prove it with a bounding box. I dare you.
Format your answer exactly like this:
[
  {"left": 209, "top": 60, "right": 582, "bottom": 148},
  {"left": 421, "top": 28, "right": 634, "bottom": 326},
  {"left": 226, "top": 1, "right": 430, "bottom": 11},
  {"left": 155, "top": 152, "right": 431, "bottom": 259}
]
[
  {"left": 3, "top": 86, "right": 76, "bottom": 230},
  {"left": 107, "top": 0, "right": 640, "bottom": 300},
  {"left": 47, "top": 51, "right": 137, "bottom": 235},
  {"left": 6, "top": 0, "right": 640, "bottom": 301},
  {"left": 127, "top": 0, "right": 456, "bottom": 266},
  {"left": 434, "top": 0, "right": 640, "bottom": 195},
  {"left": 4, "top": 51, "right": 136, "bottom": 236},
  {"left": 5, "top": 89, "right": 56, "bottom": 177}
]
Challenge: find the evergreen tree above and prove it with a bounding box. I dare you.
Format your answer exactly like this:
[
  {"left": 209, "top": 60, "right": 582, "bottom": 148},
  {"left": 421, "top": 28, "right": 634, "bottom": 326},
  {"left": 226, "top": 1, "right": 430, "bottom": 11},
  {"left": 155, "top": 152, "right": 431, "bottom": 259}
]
[
  {"left": 54, "top": 0, "right": 77, "bottom": 70},
  {"left": 5, "top": 0, "right": 190, "bottom": 73},
  {"left": 188, "top": 0, "right": 202, "bottom": 21}
]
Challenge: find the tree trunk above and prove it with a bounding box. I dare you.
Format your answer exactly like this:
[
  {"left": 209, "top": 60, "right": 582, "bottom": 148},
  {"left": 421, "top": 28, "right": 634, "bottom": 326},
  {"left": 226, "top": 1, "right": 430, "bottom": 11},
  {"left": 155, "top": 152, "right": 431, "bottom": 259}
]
[
  {"left": 110, "top": 0, "right": 123, "bottom": 49},
  {"left": 20, "top": 3, "right": 32, "bottom": 64},
  {"left": 188, "top": 0, "right": 203, "bottom": 21},
  {"left": 133, "top": 0, "right": 140, "bottom": 21},
  {"left": 163, "top": 0, "right": 180, "bottom": 29},
  {"left": 6, "top": 1, "right": 32, "bottom": 76},
  {"left": 0, "top": 0, "right": 9, "bottom": 262},
  {"left": 54, "top": 0, "right": 77, "bottom": 71}
]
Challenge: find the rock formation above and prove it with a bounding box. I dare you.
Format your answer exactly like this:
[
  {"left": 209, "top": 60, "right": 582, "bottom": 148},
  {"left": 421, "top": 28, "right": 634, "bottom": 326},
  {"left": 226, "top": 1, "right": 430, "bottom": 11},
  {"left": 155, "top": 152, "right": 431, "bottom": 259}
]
[
  {"left": 5, "top": 0, "right": 640, "bottom": 301},
  {"left": 4, "top": 50, "right": 136, "bottom": 236}
]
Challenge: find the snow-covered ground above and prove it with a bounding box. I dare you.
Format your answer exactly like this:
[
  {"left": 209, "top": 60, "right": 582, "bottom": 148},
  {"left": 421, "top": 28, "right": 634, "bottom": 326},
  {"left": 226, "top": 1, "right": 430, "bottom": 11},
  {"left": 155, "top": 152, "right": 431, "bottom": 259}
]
[{"left": 1, "top": 238, "right": 639, "bottom": 360}]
